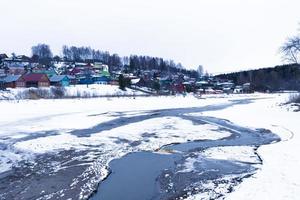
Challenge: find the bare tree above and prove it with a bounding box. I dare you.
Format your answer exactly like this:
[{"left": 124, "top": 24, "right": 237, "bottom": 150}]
[
  {"left": 197, "top": 65, "right": 204, "bottom": 76},
  {"left": 280, "top": 36, "right": 300, "bottom": 64},
  {"left": 31, "top": 44, "right": 53, "bottom": 65},
  {"left": 62, "top": 45, "right": 72, "bottom": 61}
]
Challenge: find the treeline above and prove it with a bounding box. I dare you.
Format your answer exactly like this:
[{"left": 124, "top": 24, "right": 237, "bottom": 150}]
[
  {"left": 216, "top": 64, "right": 300, "bottom": 91},
  {"left": 61, "top": 45, "right": 198, "bottom": 77},
  {"left": 27, "top": 44, "right": 198, "bottom": 77},
  {"left": 62, "top": 46, "right": 122, "bottom": 67},
  {"left": 124, "top": 55, "right": 198, "bottom": 78}
]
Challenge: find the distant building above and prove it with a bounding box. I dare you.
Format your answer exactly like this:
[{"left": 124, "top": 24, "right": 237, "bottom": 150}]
[
  {"left": 69, "top": 64, "right": 94, "bottom": 84},
  {"left": 93, "top": 62, "right": 111, "bottom": 84},
  {"left": 6, "top": 65, "right": 26, "bottom": 75},
  {"left": 2, "top": 75, "right": 21, "bottom": 88},
  {"left": 172, "top": 83, "right": 185, "bottom": 93},
  {"left": 93, "top": 62, "right": 109, "bottom": 74},
  {"left": 67, "top": 75, "right": 77, "bottom": 85},
  {"left": 243, "top": 83, "right": 251, "bottom": 93},
  {"left": 32, "top": 67, "right": 57, "bottom": 78},
  {"left": 0, "top": 54, "right": 8, "bottom": 61},
  {"left": 16, "top": 73, "right": 50, "bottom": 88},
  {"left": 234, "top": 85, "right": 243, "bottom": 93},
  {"left": 160, "top": 76, "right": 173, "bottom": 91},
  {"left": 93, "top": 75, "right": 111, "bottom": 84},
  {"left": 196, "top": 81, "right": 214, "bottom": 90},
  {"left": 50, "top": 75, "right": 70, "bottom": 87},
  {"left": 2, "top": 57, "right": 30, "bottom": 68}
]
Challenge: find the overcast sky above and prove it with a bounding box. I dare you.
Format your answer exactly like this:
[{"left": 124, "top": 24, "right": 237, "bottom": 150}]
[{"left": 1, "top": 0, "right": 300, "bottom": 73}]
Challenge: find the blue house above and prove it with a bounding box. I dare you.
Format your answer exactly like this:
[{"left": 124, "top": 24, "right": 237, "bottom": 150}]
[
  {"left": 77, "top": 77, "right": 94, "bottom": 85},
  {"left": 3, "top": 75, "right": 22, "bottom": 88},
  {"left": 93, "top": 75, "right": 111, "bottom": 84},
  {"left": 50, "top": 75, "right": 70, "bottom": 87}
]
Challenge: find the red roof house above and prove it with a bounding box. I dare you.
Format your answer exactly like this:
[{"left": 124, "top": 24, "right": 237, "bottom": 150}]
[{"left": 16, "top": 73, "right": 50, "bottom": 88}]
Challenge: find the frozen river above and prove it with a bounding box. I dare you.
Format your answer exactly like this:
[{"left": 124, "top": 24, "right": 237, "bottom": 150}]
[
  {"left": 0, "top": 96, "right": 280, "bottom": 200},
  {"left": 90, "top": 100, "right": 279, "bottom": 200}
]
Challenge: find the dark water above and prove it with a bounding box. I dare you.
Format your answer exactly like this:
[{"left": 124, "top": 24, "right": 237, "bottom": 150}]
[
  {"left": 91, "top": 152, "right": 181, "bottom": 200},
  {"left": 90, "top": 150, "right": 255, "bottom": 200},
  {"left": 91, "top": 112, "right": 280, "bottom": 200}
]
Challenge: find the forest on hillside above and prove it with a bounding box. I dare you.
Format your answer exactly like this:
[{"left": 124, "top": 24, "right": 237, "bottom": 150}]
[{"left": 216, "top": 64, "right": 300, "bottom": 91}]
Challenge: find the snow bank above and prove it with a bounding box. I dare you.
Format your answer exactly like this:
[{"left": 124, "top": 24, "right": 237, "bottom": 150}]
[
  {"left": 0, "top": 84, "right": 146, "bottom": 100},
  {"left": 203, "top": 93, "right": 300, "bottom": 200},
  {"left": 63, "top": 84, "right": 145, "bottom": 97},
  {"left": 202, "top": 146, "right": 260, "bottom": 164}
]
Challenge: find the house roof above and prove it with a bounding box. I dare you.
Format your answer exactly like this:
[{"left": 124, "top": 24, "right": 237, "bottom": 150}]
[
  {"left": 67, "top": 75, "right": 76, "bottom": 79},
  {"left": 21, "top": 73, "right": 49, "bottom": 82},
  {"left": 33, "top": 67, "right": 57, "bottom": 75},
  {"left": 70, "top": 67, "right": 81, "bottom": 74},
  {"left": 4, "top": 75, "right": 21, "bottom": 83},
  {"left": 50, "top": 75, "right": 69, "bottom": 82},
  {"left": 3, "top": 58, "right": 29, "bottom": 63},
  {"left": 196, "top": 81, "right": 208, "bottom": 84},
  {"left": 16, "top": 55, "right": 31, "bottom": 61},
  {"left": 0, "top": 54, "right": 8, "bottom": 59}
]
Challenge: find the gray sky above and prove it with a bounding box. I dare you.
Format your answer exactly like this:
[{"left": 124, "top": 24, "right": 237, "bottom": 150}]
[{"left": 1, "top": 0, "right": 300, "bottom": 73}]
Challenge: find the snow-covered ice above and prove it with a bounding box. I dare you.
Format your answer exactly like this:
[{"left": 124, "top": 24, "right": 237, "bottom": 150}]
[{"left": 0, "top": 93, "right": 299, "bottom": 199}]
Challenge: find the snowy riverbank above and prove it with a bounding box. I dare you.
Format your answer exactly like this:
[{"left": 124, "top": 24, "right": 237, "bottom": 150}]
[
  {"left": 0, "top": 84, "right": 147, "bottom": 100},
  {"left": 201, "top": 93, "right": 300, "bottom": 200}
]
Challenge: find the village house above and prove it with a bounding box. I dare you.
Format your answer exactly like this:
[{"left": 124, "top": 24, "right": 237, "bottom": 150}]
[
  {"left": 1, "top": 55, "right": 32, "bottom": 75},
  {"left": 16, "top": 73, "right": 50, "bottom": 88},
  {"left": 159, "top": 76, "right": 173, "bottom": 91},
  {"left": 67, "top": 75, "right": 77, "bottom": 85},
  {"left": 0, "top": 54, "right": 8, "bottom": 62},
  {"left": 69, "top": 63, "right": 94, "bottom": 84},
  {"left": 172, "top": 83, "right": 185, "bottom": 93},
  {"left": 218, "top": 82, "right": 235, "bottom": 93},
  {"left": 32, "top": 66, "right": 57, "bottom": 77},
  {"left": 93, "top": 62, "right": 109, "bottom": 74},
  {"left": 2, "top": 56, "right": 30, "bottom": 68},
  {"left": 93, "top": 75, "right": 111, "bottom": 84},
  {"left": 2, "top": 75, "right": 21, "bottom": 88},
  {"left": 136, "top": 76, "right": 155, "bottom": 88},
  {"left": 92, "top": 63, "right": 111, "bottom": 84},
  {"left": 67, "top": 62, "right": 113, "bottom": 85},
  {"left": 182, "top": 81, "right": 196, "bottom": 93},
  {"left": 4, "top": 64, "right": 26, "bottom": 75},
  {"left": 234, "top": 85, "right": 243, "bottom": 93},
  {"left": 243, "top": 83, "right": 252, "bottom": 93},
  {"left": 53, "top": 62, "right": 72, "bottom": 75},
  {"left": 50, "top": 75, "right": 70, "bottom": 87}
]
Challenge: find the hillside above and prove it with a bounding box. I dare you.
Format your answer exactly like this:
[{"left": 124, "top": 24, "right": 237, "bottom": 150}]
[{"left": 215, "top": 64, "right": 300, "bottom": 91}]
